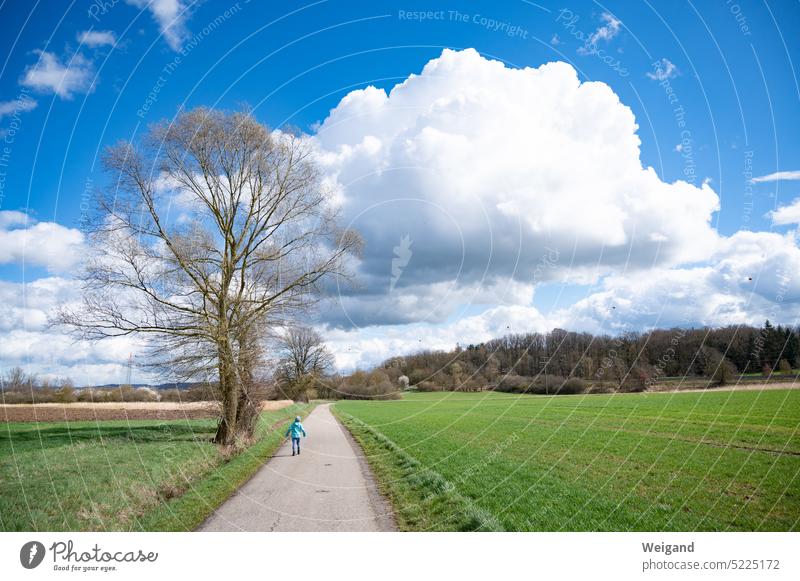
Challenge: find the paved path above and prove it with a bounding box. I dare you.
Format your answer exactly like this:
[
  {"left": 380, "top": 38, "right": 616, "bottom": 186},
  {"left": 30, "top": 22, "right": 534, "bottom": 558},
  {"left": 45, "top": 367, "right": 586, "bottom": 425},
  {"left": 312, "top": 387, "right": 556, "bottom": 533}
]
[{"left": 198, "top": 404, "right": 396, "bottom": 531}]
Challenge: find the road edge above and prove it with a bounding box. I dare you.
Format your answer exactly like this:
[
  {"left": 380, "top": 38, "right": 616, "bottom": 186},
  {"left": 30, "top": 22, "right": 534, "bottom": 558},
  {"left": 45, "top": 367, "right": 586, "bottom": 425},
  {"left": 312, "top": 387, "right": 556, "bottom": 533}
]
[{"left": 330, "top": 404, "right": 398, "bottom": 532}]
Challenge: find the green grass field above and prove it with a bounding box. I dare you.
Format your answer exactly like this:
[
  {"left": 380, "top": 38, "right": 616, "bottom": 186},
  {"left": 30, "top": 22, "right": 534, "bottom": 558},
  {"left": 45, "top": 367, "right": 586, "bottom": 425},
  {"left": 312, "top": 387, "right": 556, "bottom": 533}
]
[
  {"left": 335, "top": 390, "right": 800, "bottom": 531},
  {"left": 0, "top": 404, "right": 311, "bottom": 531}
]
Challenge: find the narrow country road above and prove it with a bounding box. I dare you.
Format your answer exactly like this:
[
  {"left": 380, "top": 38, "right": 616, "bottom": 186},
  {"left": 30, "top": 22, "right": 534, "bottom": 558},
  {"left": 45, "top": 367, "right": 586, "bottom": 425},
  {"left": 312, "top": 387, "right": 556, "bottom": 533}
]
[{"left": 197, "top": 403, "right": 396, "bottom": 531}]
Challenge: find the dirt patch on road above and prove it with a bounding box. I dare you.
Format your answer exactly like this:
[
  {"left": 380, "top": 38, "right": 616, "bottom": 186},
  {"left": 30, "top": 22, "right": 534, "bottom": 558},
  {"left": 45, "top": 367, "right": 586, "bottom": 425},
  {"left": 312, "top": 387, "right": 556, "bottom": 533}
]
[{"left": 1, "top": 400, "right": 294, "bottom": 422}]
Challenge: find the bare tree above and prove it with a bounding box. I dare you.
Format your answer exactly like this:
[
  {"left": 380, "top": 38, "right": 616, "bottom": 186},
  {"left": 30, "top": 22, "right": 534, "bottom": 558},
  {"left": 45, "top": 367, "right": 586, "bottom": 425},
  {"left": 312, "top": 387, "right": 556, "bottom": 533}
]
[
  {"left": 1, "top": 367, "right": 36, "bottom": 394},
  {"left": 275, "top": 326, "right": 334, "bottom": 402},
  {"left": 57, "top": 107, "right": 360, "bottom": 444}
]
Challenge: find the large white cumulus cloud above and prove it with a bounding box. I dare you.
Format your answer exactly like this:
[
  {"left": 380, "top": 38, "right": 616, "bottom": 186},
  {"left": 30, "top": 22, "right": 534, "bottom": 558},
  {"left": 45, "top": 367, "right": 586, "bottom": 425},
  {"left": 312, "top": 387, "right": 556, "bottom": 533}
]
[
  {"left": 315, "top": 49, "right": 720, "bottom": 328},
  {"left": 0, "top": 277, "right": 145, "bottom": 384},
  {"left": 325, "top": 304, "right": 551, "bottom": 371},
  {"left": 324, "top": 230, "right": 800, "bottom": 370},
  {"left": 558, "top": 231, "right": 800, "bottom": 334}
]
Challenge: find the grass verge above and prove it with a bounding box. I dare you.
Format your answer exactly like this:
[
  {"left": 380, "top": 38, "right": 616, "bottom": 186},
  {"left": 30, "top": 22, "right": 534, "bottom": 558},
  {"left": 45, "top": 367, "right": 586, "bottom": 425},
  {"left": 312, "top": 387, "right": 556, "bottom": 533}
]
[
  {"left": 334, "top": 407, "right": 504, "bottom": 531},
  {"left": 0, "top": 403, "right": 313, "bottom": 531},
  {"left": 140, "top": 403, "right": 316, "bottom": 531}
]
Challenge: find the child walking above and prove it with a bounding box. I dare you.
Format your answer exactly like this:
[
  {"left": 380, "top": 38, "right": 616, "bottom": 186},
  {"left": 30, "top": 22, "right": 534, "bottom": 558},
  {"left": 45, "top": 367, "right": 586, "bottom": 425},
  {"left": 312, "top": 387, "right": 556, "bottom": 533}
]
[{"left": 285, "top": 416, "right": 307, "bottom": 456}]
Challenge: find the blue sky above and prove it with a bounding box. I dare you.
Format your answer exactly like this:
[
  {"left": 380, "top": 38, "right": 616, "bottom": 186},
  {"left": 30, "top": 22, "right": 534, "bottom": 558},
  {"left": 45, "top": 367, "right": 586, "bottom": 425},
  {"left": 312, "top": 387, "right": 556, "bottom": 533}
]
[{"left": 1, "top": 0, "right": 799, "bottom": 383}]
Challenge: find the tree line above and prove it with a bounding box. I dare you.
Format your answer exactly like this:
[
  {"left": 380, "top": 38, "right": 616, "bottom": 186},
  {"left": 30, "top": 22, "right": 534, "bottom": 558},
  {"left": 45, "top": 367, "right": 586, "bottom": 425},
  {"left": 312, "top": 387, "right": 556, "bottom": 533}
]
[
  {"left": 378, "top": 321, "right": 799, "bottom": 393},
  {"left": 6, "top": 320, "right": 797, "bottom": 403}
]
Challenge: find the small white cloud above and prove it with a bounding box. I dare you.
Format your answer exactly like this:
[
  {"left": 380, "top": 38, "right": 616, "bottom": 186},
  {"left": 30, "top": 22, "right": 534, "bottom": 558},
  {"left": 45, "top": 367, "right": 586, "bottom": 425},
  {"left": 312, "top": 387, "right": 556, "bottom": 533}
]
[
  {"left": 550, "top": 34, "right": 560, "bottom": 45},
  {"left": 577, "top": 12, "right": 622, "bottom": 54},
  {"left": 125, "top": 0, "right": 189, "bottom": 51},
  {"left": 78, "top": 30, "right": 117, "bottom": 47},
  {"left": 0, "top": 211, "right": 85, "bottom": 272},
  {"left": 0, "top": 97, "right": 37, "bottom": 119},
  {"left": 674, "top": 143, "right": 683, "bottom": 152},
  {"left": 0, "top": 210, "right": 30, "bottom": 228},
  {"left": 752, "top": 170, "right": 800, "bottom": 182},
  {"left": 769, "top": 198, "right": 800, "bottom": 226},
  {"left": 647, "top": 58, "right": 678, "bottom": 81},
  {"left": 20, "top": 50, "right": 94, "bottom": 99}
]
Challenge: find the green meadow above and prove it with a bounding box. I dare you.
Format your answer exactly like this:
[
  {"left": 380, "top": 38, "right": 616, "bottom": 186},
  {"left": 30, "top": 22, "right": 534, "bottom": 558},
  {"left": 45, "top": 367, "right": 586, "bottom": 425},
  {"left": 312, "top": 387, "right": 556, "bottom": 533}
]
[
  {"left": 0, "top": 404, "right": 311, "bottom": 531},
  {"left": 335, "top": 389, "right": 800, "bottom": 531}
]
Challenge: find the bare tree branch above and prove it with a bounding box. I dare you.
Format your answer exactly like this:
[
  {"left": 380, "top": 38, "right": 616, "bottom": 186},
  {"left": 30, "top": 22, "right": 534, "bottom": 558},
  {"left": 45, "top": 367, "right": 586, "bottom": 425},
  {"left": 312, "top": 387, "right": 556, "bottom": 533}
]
[{"left": 55, "top": 107, "right": 361, "bottom": 445}]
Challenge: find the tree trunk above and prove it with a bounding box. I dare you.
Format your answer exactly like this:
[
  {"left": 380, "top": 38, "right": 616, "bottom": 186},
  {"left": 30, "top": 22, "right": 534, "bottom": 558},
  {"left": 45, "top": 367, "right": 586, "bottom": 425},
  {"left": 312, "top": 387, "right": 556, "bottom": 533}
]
[
  {"left": 214, "top": 346, "right": 239, "bottom": 445},
  {"left": 214, "top": 332, "right": 262, "bottom": 445},
  {"left": 214, "top": 382, "right": 239, "bottom": 445},
  {"left": 233, "top": 363, "right": 259, "bottom": 439}
]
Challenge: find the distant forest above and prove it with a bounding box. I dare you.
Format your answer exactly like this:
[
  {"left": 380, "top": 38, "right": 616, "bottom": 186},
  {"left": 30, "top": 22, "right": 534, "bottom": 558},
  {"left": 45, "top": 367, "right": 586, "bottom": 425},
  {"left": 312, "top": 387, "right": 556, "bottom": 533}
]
[
  {"left": 379, "top": 321, "right": 799, "bottom": 393},
  {"left": 5, "top": 321, "right": 798, "bottom": 403}
]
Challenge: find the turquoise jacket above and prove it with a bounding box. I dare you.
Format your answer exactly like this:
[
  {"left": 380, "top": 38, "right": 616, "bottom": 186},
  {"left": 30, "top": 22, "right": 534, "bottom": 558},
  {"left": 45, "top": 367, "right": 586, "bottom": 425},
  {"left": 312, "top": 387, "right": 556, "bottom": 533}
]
[{"left": 285, "top": 420, "right": 307, "bottom": 439}]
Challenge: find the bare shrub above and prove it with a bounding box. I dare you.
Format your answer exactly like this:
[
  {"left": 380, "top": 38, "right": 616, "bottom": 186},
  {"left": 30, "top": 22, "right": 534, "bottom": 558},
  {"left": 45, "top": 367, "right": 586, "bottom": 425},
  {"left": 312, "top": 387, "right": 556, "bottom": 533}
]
[
  {"left": 586, "top": 383, "right": 615, "bottom": 394},
  {"left": 415, "top": 381, "right": 445, "bottom": 392},
  {"left": 555, "top": 377, "right": 586, "bottom": 395},
  {"left": 494, "top": 374, "right": 531, "bottom": 394},
  {"left": 53, "top": 385, "right": 77, "bottom": 403},
  {"left": 493, "top": 374, "right": 582, "bottom": 395},
  {"left": 700, "top": 347, "right": 737, "bottom": 386},
  {"left": 325, "top": 369, "right": 401, "bottom": 400}
]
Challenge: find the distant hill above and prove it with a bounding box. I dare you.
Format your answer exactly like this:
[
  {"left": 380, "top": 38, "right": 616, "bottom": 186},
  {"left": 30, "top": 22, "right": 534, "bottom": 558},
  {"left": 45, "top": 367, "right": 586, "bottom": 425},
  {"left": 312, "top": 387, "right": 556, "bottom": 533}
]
[{"left": 89, "top": 382, "right": 206, "bottom": 390}]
